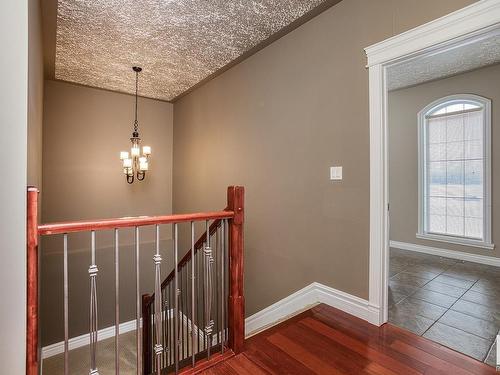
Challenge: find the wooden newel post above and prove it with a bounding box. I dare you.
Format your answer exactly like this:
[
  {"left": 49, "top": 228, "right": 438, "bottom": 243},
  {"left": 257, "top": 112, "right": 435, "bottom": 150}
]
[
  {"left": 27, "top": 187, "right": 39, "bottom": 375},
  {"left": 226, "top": 186, "right": 245, "bottom": 354},
  {"left": 142, "top": 294, "right": 152, "bottom": 375}
]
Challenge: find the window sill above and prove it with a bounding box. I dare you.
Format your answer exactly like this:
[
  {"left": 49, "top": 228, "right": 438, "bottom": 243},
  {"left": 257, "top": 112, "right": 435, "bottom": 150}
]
[{"left": 416, "top": 233, "right": 495, "bottom": 250}]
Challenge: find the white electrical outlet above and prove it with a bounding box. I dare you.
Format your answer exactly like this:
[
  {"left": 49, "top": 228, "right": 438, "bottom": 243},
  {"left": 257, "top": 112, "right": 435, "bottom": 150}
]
[{"left": 330, "top": 166, "right": 342, "bottom": 181}]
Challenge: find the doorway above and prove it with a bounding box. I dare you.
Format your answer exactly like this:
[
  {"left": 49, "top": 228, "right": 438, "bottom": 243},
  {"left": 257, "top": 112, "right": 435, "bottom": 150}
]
[{"left": 365, "top": 0, "right": 500, "bottom": 367}]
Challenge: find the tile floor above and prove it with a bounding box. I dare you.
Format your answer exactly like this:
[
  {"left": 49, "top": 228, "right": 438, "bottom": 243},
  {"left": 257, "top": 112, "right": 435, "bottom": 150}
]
[{"left": 389, "top": 248, "right": 499, "bottom": 367}]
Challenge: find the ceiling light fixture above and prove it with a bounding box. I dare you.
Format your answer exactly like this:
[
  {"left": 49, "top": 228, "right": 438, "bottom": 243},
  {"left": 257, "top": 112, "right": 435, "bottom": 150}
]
[{"left": 120, "top": 67, "right": 151, "bottom": 184}]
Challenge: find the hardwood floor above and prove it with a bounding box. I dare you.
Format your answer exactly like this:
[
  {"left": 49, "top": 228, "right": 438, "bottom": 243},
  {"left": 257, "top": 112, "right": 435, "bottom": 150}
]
[{"left": 205, "top": 304, "right": 497, "bottom": 374}]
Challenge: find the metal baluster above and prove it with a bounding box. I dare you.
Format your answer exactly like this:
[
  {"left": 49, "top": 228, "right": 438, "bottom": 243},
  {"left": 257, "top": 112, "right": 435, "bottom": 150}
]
[
  {"left": 161, "top": 289, "right": 168, "bottom": 367},
  {"left": 89, "top": 230, "right": 99, "bottom": 375},
  {"left": 190, "top": 222, "right": 196, "bottom": 366},
  {"left": 215, "top": 228, "right": 219, "bottom": 348},
  {"left": 204, "top": 220, "right": 214, "bottom": 359},
  {"left": 114, "top": 229, "right": 120, "bottom": 375},
  {"left": 135, "top": 227, "right": 141, "bottom": 375},
  {"left": 197, "top": 247, "right": 201, "bottom": 353},
  {"left": 63, "top": 234, "right": 69, "bottom": 375},
  {"left": 182, "top": 267, "right": 187, "bottom": 360},
  {"left": 180, "top": 268, "right": 184, "bottom": 361},
  {"left": 170, "top": 282, "right": 173, "bottom": 366},
  {"left": 153, "top": 225, "right": 163, "bottom": 375},
  {"left": 166, "top": 284, "right": 170, "bottom": 366},
  {"left": 174, "top": 223, "right": 179, "bottom": 374},
  {"left": 186, "top": 260, "right": 191, "bottom": 358},
  {"left": 201, "top": 241, "right": 206, "bottom": 352},
  {"left": 221, "top": 220, "right": 226, "bottom": 351}
]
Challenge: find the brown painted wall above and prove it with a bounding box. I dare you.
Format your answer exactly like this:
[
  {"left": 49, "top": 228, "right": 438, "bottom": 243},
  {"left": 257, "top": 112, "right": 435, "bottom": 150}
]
[
  {"left": 172, "top": 0, "right": 477, "bottom": 317},
  {"left": 389, "top": 64, "right": 500, "bottom": 258},
  {"left": 28, "top": 0, "right": 44, "bottom": 198},
  {"left": 41, "top": 80, "right": 174, "bottom": 345}
]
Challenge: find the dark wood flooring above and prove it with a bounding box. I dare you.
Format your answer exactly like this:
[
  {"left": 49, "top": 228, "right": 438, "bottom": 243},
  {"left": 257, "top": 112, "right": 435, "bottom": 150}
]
[{"left": 204, "top": 304, "right": 497, "bottom": 374}]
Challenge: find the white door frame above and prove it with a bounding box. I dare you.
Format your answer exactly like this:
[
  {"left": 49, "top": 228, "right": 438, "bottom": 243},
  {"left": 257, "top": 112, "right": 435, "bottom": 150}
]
[{"left": 364, "top": 0, "right": 500, "bottom": 326}]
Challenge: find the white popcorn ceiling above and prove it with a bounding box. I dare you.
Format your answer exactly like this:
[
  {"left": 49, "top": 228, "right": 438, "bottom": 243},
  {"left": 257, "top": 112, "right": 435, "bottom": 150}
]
[
  {"left": 387, "top": 32, "right": 500, "bottom": 91},
  {"left": 55, "top": 0, "right": 328, "bottom": 101}
]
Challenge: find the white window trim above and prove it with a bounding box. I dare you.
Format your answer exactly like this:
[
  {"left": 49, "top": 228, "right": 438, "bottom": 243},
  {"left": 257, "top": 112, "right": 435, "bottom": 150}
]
[{"left": 417, "top": 94, "right": 493, "bottom": 250}]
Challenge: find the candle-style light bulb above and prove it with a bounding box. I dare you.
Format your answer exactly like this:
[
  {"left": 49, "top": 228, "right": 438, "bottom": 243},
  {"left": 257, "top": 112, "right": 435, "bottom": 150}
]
[
  {"left": 123, "top": 158, "right": 132, "bottom": 168},
  {"left": 131, "top": 145, "right": 140, "bottom": 157}
]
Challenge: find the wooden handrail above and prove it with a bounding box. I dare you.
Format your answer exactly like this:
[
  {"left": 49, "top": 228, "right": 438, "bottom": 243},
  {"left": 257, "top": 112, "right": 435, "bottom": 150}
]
[{"left": 38, "top": 210, "right": 234, "bottom": 235}]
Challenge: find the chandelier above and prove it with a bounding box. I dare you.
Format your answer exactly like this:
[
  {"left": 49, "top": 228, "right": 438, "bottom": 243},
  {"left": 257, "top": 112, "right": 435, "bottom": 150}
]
[{"left": 120, "top": 67, "right": 151, "bottom": 184}]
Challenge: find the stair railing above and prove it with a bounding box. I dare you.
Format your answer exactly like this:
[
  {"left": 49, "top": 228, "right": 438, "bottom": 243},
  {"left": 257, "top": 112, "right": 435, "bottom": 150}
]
[
  {"left": 26, "top": 185, "right": 244, "bottom": 375},
  {"left": 142, "top": 186, "right": 244, "bottom": 374}
]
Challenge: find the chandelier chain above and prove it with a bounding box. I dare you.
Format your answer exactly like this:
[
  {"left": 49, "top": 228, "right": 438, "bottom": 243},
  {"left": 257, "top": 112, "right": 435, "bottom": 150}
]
[{"left": 134, "top": 69, "right": 139, "bottom": 134}]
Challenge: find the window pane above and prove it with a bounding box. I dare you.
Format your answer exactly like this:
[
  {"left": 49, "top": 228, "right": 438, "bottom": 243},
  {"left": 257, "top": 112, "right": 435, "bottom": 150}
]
[
  {"left": 447, "top": 215, "right": 464, "bottom": 236},
  {"left": 428, "top": 161, "right": 446, "bottom": 196},
  {"left": 465, "top": 217, "right": 483, "bottom": 239},
  {"left": 465, "top": 140, "right": 482, "bottom": 159},
  {"left": 446, "top": 103, "right": 466, "bottom": 113},
  {"left": 465, "top": 198, "right": 483, "bottom": 219},
  {"left": 463, "top": 103, "right": 480, "bottom": 111},
  {"left": 446, "top": 161, "right": 464, "bottom": 197},
  {"left": 447, "top": 197, "right": 463, "bottom": 217},
  {"left": 428, "top": 119, "right": 446, "bottom": 143},
  {"left": 446, "top": 141, "right": 464, "bottom": 160},
  {"left": 429, "top": 143, "right": 446, "bottom": 161},
  {"left": 429, "top": 197, "right": 446, "bottom": 214},
  {"left": 465, "top": 160, "right": 483, "bottom": 198},
  {"left": 446, "top": 114, "right": 464, "bottom": 142},
  {"left": 464, "top": 112, "right": 483, "bottom": 140},
  {"left": 429, "top": 214, "right": 446, "bottom": 234}
]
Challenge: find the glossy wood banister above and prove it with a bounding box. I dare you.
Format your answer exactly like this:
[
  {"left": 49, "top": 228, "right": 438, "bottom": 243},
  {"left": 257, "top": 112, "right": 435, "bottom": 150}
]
[
  {"left": 26, "top": 187, "right": 39, "bottom": 375},
  {"left": 38, "top": 211, "right": 234, "bottom": 235},
  {"left": 227, "top": 186, "right": 245, "bottom": 354}
]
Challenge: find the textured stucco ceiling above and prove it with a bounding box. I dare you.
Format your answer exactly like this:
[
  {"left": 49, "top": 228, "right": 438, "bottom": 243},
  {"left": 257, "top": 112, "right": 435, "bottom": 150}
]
[
  {"left": 387, "top": 31, "right": 500, "bottom": 91},
  {"left": 54, "top": 0, "right": 335, "bottom": 101}
]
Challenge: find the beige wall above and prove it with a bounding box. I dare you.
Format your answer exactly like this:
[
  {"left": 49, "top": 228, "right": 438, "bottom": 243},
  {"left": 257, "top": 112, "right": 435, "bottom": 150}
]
[
  {"left": 389, "top": 64, "right": 500, "bottom": 258},
  {"left": 172, "top": 0, "right": 477, "bottom": 317},
  {"left": 0, "top": 0, "right": 29, "bottom": 372},
  {"left": 41, "top": 80, "right": 174, "bottom": 345}
]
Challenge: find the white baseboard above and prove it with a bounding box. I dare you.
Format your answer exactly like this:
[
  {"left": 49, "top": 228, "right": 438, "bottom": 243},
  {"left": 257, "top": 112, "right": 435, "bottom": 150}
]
[
  {"left": 43, "top": 282, "right": 380, "bottom": 359},
  {"left": 245, "top": 282, "right": 379, "bottom": 337},
  {"left": 390, "top": 240, "right": 500, "bottom": 267},
  {"left": 42, "top": 319, "right": 138, "bottom": 359}
]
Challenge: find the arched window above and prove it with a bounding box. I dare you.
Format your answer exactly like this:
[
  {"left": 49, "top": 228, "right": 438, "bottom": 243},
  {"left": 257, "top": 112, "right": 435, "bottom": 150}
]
[{"left": 417, "top": 94, "right": 493, "bottom": 249}]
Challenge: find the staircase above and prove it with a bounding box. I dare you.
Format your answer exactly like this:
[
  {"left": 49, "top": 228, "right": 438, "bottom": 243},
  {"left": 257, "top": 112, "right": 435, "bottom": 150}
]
[{"left": 26, "top": 186, "right": 245, "bottom": 375}]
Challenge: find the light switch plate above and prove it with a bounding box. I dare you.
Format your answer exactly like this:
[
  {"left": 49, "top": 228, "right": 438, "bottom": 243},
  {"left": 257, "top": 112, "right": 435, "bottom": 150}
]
[{"left": 330, "top": 166, "right": 342, "bottom": 181}]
